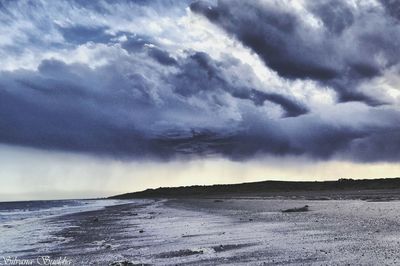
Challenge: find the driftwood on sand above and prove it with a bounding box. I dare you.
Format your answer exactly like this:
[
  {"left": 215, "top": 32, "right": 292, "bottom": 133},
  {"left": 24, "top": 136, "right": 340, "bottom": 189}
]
[{"left": 282, "top": 205, "right": 309, "bottom": 213}]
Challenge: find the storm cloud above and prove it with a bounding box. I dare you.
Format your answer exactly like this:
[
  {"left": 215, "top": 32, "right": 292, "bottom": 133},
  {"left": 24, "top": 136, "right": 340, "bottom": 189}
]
[
  {"left": 190, "top": 0, "right": 400, "bottom": 106},
  {"left": 0, "top": 0, "right": 400, "bottom": 162}
]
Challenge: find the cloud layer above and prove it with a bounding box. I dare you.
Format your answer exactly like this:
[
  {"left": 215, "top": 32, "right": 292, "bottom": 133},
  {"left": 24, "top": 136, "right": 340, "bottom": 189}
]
[
  {"left": 1, "top": 0, "right": 400, "bottom": 162},
  {"left": 190, "top": 0, "right": 400, "bottom": 105}
]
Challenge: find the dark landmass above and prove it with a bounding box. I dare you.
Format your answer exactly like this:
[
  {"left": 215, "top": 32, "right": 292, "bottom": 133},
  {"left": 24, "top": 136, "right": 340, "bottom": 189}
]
[{"left": 110, "top": 177, "right": 400, "bottom": 200}]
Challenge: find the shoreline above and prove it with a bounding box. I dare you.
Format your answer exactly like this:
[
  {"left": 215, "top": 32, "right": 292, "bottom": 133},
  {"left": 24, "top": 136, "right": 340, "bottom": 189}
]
[{"left": 3, "top": 194, "right": 400, "bottom": 265}]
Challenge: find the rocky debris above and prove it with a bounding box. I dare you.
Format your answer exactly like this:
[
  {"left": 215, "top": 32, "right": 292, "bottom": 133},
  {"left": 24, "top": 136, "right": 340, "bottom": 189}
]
[
  {"left": 109, "top": 260, "right": 149, "bottom": 266},
  {"left": 212, "top": 244, "right": 252, "bottom": 252},
  {"left": 156, "top": 249, "right": 204, "bottom": 258}
]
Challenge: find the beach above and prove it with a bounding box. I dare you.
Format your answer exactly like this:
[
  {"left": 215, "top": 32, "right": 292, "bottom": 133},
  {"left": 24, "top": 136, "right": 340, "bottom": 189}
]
[{"left": 2, "top": 192, "right": 400, "bottom": 265}]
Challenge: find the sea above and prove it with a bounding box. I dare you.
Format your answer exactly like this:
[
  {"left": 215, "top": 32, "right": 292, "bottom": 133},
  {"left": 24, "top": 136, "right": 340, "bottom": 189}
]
[{"left": 0, "top": 199, "right": 120, "bottom": 258}]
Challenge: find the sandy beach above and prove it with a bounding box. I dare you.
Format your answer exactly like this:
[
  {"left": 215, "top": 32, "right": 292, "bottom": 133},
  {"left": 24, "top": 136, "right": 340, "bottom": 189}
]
[{"left": 3, "top": 192, "right": 400, "bottom": 265}]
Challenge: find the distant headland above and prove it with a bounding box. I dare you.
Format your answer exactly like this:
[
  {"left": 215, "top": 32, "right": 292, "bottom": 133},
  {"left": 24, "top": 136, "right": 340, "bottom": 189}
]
[{"left": 110, "top": 177, "right": 400, "bottom": 200}]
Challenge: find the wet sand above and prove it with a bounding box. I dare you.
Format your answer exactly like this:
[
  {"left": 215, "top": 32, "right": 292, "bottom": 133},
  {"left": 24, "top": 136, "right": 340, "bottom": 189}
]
[{"left": 7, "top": 192, "right": 400, "bottom": 265}]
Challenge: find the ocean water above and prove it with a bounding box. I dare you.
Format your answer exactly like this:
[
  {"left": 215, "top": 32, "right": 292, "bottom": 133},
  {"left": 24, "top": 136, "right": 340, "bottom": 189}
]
[{"left": 0, "top": 199, "right": 121, "bottom": 257}]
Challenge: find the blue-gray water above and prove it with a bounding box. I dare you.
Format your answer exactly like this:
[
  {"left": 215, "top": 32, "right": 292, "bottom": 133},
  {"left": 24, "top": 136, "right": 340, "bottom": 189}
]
[
  {"left": 0, "top": 200, "right": 88, "bottom": 224},
  {"left": 0, "top": 199, "right": 122, "bottom": 258}
]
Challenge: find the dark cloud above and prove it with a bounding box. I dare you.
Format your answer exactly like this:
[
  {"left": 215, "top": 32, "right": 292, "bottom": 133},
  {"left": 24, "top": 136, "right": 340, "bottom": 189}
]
[
  {"left": 190, "top": 0, "right": 400, "bottom": 106},
  {"left": 336, "top": 90, "right": 385, "bottom": 107},
  {"left": 310, "top": 0, "right": 355, "bottom": 34},
  {"left": 147, "top": 47, "right": 177, "bottom": 66},
  {"left": 121, "top": 34, "right": 154, "bottom": 53},
  {"left": 248, "top": 90, "right": 309, "bottom": 117},
  {"left": 230, "top": 89, "right": 308, "bottom": 117},
  {"left": 0, "top": 0, "right": 399, "bottom": 164},
  {"left": 190, "top": 1, "right": 339, "bottom": 80},
  {"left": 380, "top": 0, "right": 400, "bottom": 21},
  {"left": 172, "top": 52, "right": 308, "bottom": 117},
  {"left": 0, "top": 59, "right": 167, "bottom": 158},
  {"left": 0, "top": 56, "right": 399, "bottom": 162},
  {"left": 348, "top": 130, "right": 400, "bottom": 162},
  {"left": 69, "top": 0, "right": 191, "bottom": 14},
  {"left": 152, "top": 112, "right": 372, "bottom": 161},
  {"left": 58, "top": 25, "right": 112, "bottom": 45}
]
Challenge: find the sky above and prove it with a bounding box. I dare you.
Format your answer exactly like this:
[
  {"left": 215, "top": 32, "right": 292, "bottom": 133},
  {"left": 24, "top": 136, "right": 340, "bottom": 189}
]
[{"left": 1, "top": 0, "right": 400, "bottom": 201}]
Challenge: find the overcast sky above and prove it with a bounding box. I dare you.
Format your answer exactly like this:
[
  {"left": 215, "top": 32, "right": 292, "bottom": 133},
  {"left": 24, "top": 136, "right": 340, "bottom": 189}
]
[{"left": 1, "top": 0, "right": 400, "bottom": 200}]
